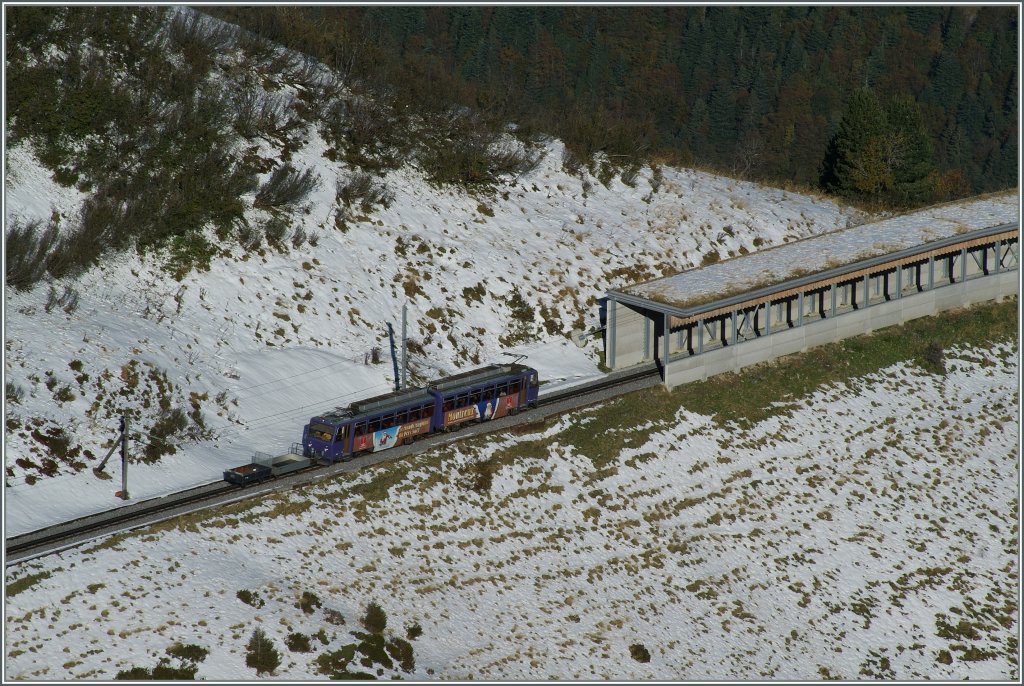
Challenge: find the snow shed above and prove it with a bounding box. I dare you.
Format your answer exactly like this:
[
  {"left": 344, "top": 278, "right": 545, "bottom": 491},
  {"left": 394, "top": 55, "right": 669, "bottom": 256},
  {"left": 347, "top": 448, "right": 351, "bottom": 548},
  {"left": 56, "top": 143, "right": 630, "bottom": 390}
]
[{"left": 604, "top": 194, "right": 1020, "bottom": 388}]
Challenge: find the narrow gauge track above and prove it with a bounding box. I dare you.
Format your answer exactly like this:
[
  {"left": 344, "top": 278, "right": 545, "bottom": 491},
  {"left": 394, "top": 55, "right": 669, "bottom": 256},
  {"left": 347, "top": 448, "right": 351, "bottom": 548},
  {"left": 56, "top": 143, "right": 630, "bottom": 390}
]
[{"left": 5, "top": 363, "right": 660, "bottom": 565}]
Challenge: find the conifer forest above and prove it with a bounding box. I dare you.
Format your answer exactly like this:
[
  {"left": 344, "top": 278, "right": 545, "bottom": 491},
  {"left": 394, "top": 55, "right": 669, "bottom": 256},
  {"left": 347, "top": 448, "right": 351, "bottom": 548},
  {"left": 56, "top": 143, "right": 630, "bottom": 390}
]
[{"left": 212, "top": 5, "right": 1018, "bottom": 207}]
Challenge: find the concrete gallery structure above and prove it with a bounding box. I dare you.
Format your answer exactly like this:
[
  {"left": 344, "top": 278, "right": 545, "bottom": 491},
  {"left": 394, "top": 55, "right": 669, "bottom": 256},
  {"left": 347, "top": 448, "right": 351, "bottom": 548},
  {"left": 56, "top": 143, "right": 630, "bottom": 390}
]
[{"left": 605, "top": 194, "right": 1019, "bottom": 388}]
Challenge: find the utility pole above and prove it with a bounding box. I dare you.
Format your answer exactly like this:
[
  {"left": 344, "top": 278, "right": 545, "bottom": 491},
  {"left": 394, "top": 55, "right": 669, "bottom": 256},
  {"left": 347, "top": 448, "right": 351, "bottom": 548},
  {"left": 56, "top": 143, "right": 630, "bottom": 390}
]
[
  {"left": 119, "top": 414, "right": 129, "bottom": 500},
  {"left": 401, "top": 302, "right": 408, "bottom": 390}
]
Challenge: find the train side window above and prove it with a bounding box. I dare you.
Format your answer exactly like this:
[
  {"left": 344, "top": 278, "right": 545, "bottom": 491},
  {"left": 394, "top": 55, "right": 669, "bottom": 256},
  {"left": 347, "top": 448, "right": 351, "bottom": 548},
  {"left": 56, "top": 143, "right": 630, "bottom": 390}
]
[
  {"left": 335, "top": 426, "right": 348, "bottom": 443},
  {"left": 470, "top": 391, "right": 480, "bottom": 404},
  {"left": 456, "top": 394, "right": 467, "bottom": 408},
  {"left": 497, "top": 382, "right": 508, "bottom": 397},
  {"left": 409, "top": 408, "right": 419, "bottom": 421},
  {"left": 444, "top": 399, "right": 453, "bottom": 411},
  {"left": 354, "top": 423, "right": 366, "bottom": 436},
  {"left": 422, "top": 404, "right": 432, "bottom": 418},
  {"left": 369, "top": 419, "right": 381, "bottom": 433},
  {"left": 510, "top": 380, "right": 521, "bottom": 394},
  {"left": 382, "top": 413, "right": 395, "bottom": 428}
]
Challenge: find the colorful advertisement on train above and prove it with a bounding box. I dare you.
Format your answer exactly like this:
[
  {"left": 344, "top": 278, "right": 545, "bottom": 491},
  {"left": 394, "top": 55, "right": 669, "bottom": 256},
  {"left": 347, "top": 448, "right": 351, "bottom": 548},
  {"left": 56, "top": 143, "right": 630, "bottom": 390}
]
[
  {"left": 444, "top": 393, "right": 518, "bottom": 426},
  {"left": 352, "top": 418, "right": 431, "bottom": 453}
]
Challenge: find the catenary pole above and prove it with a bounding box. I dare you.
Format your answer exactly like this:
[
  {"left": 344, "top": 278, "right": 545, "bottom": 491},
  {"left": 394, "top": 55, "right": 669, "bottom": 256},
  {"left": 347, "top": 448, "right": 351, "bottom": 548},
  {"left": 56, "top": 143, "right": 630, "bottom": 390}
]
[
  {"left": 401, "top": 302, "right": 408, "bottom": 390},
  {"left": 120, "top": 414, "right": 129, "bottom": 500}
]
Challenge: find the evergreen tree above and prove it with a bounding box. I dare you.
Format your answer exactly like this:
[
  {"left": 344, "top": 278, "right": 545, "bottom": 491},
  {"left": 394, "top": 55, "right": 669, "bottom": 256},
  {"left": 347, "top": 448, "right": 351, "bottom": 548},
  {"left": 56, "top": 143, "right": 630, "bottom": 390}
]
[
  {"left": 245, "top": 627, "right": 281, "bottom": 676},
  {"left": 821, "top": 88, "right": 890, "bottom": 198},
  {"left": 885, "top": 95, "right": 934, "bottom": 204}
]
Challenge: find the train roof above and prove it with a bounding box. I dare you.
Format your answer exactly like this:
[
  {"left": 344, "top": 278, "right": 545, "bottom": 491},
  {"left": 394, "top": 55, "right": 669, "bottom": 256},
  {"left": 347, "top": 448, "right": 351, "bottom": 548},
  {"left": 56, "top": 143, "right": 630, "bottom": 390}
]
[
  {"left": 317, "top": 386, "right": 434, "bottom": 423},
  {"left": 427, "top": 364, "right": 531, "bottom": 395}
]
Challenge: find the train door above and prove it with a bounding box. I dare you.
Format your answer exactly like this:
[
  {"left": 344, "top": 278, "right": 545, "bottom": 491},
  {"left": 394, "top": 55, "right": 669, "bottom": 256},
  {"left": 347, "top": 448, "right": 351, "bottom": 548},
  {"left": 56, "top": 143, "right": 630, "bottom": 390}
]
[{"left": 334, "top": 424, "right": 349, "bottom": 460}]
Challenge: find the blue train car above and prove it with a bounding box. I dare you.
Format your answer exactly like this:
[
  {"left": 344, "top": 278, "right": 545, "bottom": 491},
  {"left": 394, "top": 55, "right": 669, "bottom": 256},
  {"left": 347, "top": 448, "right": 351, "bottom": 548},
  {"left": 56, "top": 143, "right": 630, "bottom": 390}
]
[
  {"left": 302, "top": 387, "right": 436, "bottom": 462},
  {"left": 301, "top": 364, "right": 539, "bottom": 462},
  {"left": 427, "top": 364, "right": 538, "bottom": 432}
]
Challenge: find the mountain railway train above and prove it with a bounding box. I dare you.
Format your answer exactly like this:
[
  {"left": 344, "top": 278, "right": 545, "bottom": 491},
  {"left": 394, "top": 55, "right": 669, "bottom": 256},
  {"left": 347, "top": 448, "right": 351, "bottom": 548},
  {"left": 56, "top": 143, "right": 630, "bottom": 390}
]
[{"left": 224, "top": 364, "right": 540, "bottom": 484}]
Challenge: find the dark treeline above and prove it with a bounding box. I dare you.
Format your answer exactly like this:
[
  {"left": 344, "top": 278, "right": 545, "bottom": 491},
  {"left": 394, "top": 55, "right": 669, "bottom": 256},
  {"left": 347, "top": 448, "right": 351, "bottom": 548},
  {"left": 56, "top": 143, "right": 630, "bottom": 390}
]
[{"left": 212, "top": 5, "right": 1018, "bottom": 204}]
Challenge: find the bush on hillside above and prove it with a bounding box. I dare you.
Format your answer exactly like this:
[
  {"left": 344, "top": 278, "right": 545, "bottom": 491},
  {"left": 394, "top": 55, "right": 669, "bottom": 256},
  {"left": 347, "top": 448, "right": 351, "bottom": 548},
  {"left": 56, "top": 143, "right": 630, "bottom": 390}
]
[
  {"left": 322, "top": 95, "right": 406, "bottom": 172},
  {"left": 920, "top": 342, "right": 946, "bottom": 376},
  {"left": 6, "top": 382, "right": 26, "bottom": 405},
  {"left": 297, "top": 590, "right": 321, "bottom": 614},
  {"left": 417, "top": 110, "right": 541, "bottom": 188},
  {"left": 336, "top": 171, "right": 393, "bottom": 212},
  {"left": 165, "top": 642, "right": 209, "bottom": 665},
  {"left": 385, "top": 636, "right": 415, "bottom": 673},
  {"left": 498, "top": 287, "right": 537, "bottom": 346},
  {"left": 360, "top": 601, "right": 387, "bottom": 635},
  {"left": 236, "top": 589, "right": 265, "bottom": 608},
  {"left": 285, "top": 632, "right": 312, "bottom": 653},
  {"left": 255, "top": 164, "right": 318, "bottom": 208},
  {"left": 629, "top": 643, "right": 651, "bottom": 663},
  {"left": 233, "top": 89, "right": 292, "bottom": 139},
  {"left": 5, "top": 218, "right": 58, "bottom": 290},
  {"left": 142, "top": 408, "right": 188, "bottom": 463}
]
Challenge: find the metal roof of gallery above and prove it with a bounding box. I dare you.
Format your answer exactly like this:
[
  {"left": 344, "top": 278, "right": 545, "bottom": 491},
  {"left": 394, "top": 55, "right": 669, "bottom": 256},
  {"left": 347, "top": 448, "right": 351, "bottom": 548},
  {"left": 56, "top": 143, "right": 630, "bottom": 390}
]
[{"left": 611, "top": 192, "right": 1019, "bottom": 317}]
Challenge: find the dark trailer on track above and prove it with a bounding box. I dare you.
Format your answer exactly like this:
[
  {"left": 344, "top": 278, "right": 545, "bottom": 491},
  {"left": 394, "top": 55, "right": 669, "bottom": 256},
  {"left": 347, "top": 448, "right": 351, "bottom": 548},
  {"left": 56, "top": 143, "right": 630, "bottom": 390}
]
[
  {"left": 427, "top": 363, "right": 538, "bottom": 431},
  {"left": 302, "top": 387, "right": 436, "bottom": 462}
]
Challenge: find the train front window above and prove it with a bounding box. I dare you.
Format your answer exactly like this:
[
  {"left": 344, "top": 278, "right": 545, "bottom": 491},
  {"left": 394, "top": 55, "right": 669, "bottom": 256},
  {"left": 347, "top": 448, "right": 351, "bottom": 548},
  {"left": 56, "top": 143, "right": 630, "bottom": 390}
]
[{"left": 310, "top": 423, "right": 334, "bottom": 441}]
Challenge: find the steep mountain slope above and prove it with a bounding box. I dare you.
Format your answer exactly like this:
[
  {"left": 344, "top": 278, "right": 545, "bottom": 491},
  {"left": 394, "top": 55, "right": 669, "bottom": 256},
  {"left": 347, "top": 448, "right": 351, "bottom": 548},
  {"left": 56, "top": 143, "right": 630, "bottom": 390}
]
[{"left": 4, "top": 12, "right": 860, "bottom": 530}]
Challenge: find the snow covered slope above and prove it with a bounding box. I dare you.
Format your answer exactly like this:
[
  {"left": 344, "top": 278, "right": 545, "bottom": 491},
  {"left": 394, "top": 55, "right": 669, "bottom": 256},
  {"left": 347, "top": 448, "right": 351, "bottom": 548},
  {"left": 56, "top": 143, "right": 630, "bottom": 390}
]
[
  {"left": 4, "top": 340, "right": 1017, "bottom": 680},
  {"left": 4, "top": 118, "right": 857, "bottom": 534}
]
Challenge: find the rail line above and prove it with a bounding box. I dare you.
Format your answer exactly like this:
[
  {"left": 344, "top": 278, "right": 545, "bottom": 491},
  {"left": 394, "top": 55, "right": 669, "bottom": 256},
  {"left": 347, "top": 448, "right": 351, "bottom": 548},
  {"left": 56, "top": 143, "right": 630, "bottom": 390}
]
[{"left": 5, "top": 363, "right": 660, "bottom": 565}]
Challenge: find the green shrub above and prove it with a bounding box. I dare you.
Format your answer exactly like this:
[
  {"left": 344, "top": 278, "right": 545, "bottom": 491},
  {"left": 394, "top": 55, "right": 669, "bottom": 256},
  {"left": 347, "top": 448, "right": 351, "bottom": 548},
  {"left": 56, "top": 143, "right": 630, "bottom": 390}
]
[
  {"left": 114, "top": 667, "right": 154, "bottom": 680},
  {"left": 263, "top": 214, "right": 290, "bottom": 247},
  {"left": 336, "top": 171, "right": 393, "bottom": 211},
  {"left": 255, "top": 164, "right": 318, "bottom": 208},
  {"left": 629, "top": 643, "right": 651, "bottom": 663},
  {"left": 115, "top": 659, "right": 199, "bottom": 680},
  {"left": 386, "top": 637, "right": 415, "bottom": 673},
  {"left": 352, "top": 632, "right": 392, "bottom": 670},
  {"left": 5, "top": 382, "right": 25, "bottom": 404},
  {"left": 4, "top": 218, "right": 58, "bottom": 290},
  {"left": 166, "top": 642, "right": 209, "bottom": 664},
  {"left": 360, "top": 601, "right": 387, "bottom": 635},
  {"left": 30, "top": 426, "right": 75, "bottom": 462},
  {"left": 321, "top": 96, "right": 405, "bottom": 173},
  {"left": 165, "top": 231, "right": 218, "bottom": 280},
  {"left": 143, "top": 408, "right": 188, "bottom": 463},
  {"left": 298, "top": 590, "right": 321, "bottom": 615},
  {"left": 498, "top": 287, "right": 536, "bottom": 346},
  {"left": 54, "top": 385, "right": 76, "bottom": 403},
  {"left": 919, "top": 342, "right": 946, "bottom": 375},
  {"left": 316, "top": 644, "right": 357, "bottom": 676},
  {"left": 236, "top": 589, "right": 264, "bottom": 608},
  {"left": 285, "top": 632, "right": 312, "bottom": 653},
  {"left": 462, "top": 458, "right": 495, "bottom": 494},
  {"left": 245, "top": 627, "right": 281, "bottom": 676},
  {"left": 405, "top": 623, "right": 423, "bottom": 640}
]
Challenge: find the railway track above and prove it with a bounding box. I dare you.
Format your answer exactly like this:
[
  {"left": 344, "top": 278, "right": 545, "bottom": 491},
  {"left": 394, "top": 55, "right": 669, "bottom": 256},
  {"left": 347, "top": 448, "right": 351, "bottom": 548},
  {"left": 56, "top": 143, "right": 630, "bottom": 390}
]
[{"left": 5, "top": 362, "right": 660, "bottom": 565}]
